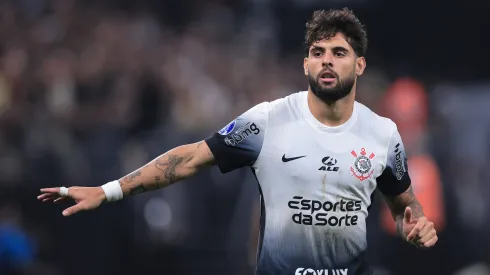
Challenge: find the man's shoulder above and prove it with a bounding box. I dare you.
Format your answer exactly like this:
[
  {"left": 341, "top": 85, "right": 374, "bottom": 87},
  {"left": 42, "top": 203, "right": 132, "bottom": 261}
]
[
  {"left": 356, "top": 101, "right": 397, "bottom": 137},
  {"left": 238, "top": 91, "right": 304, "bottom": 124},
  {"left": 251, "top": 91, "right": 305, "bottom": 114},
  {"left": 269, "top": 91, "right": 306, "bottom": 106}
]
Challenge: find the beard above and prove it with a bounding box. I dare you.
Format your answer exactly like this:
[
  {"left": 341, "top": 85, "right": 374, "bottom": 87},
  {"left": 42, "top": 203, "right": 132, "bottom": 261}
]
[{"left": 309, "top": 69, "right": 356, "bottom": 104}]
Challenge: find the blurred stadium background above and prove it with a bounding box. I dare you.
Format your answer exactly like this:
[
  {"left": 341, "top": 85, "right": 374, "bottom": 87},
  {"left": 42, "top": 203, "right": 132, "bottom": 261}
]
[{"left": 1, "top": 0, "right": 490, "bottom": 274}]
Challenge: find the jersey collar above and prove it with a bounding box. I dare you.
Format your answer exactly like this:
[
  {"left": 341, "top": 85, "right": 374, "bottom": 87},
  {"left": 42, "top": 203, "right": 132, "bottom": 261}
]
[{"left": 300, "top": 91, "right": 359, "bottom": 134}]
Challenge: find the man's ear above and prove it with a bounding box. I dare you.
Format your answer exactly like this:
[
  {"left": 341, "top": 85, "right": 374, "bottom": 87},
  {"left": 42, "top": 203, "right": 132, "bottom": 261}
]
[
  {"left": 356, "top": 56, "right": 366, "bottom": 76},
  {"left": 303, "top": 57, "right": 309, "bottom": 76}
]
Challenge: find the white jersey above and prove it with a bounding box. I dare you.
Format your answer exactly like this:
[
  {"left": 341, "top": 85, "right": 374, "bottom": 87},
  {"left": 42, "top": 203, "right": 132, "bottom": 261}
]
[{"left": 205, "top": 91, "right": 411, "bottom": 275}]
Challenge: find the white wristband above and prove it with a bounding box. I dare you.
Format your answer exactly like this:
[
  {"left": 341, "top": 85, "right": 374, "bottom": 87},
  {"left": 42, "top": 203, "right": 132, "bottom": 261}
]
[{"left": 101, "top": 180, "right": 123, "bottom": 202}]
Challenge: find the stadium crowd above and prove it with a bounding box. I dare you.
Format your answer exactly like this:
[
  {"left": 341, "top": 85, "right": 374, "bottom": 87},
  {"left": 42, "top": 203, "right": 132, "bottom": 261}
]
[{"left": 1, "top": 1, "right": 489, "bottom": 275}]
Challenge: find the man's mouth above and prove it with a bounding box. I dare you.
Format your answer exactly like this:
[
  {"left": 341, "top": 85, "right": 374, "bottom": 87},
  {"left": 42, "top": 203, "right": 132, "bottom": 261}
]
[{"left": 320, "top": 71, "right": 336, "bottom": 83}]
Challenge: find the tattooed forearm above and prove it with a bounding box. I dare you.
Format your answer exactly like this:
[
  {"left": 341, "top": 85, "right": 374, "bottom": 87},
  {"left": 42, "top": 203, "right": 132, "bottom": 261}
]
[
  {"left": 155, "top": 154, "right": 184, "bottom": 183},
  {"left": 129, "top": 184, "right": 147, "bottom": 195},
  {"left": 385, "top": 186, "right": 425, "bottom": 237},
  {"left": 396, "top": 218, "right": 404, "bottom": 237},
  {"left": 119, "top": 154, "right": 186, "bottom": 196},
  {"left": 122, "top": 170, "right": 142, "bottom": 184},
  {"left": 408, "top": 199, "right": 424, "bottom": 219},
  {"left": 154, "top": 176, "right": 162, "bottom": 187},
  {"left": 386, "top": 186, "right": 424, "bottom": 218},
  {"left": 117, "top": 142, "right": 214, "bottom": 197},
  {"left": 402, "top": 187, "right": 424, "bottom": 218}
]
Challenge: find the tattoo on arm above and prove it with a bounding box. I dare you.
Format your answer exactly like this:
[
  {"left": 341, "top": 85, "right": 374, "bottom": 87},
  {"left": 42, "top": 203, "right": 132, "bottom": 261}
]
[
  {"left": 155, "top": 154, "right": 184, "bottom": 184},
  {"left": 124, "top": 170, "right": 165, "bottom": 195},
  {"left": 396, "top": 218, "right": 404, "bottom": 237},
  {"left": 128, "top": 184, "right": 147, "bottom": 195},
  {"left": 403, "top": 186, "right": 424, "bottom": 218},
  {"left": 154, "top": 176, "right": 161, "bottom": 187},
  {"left": 386, "top": 186, "right": 424, "bottom": 218},
  {"left": 122, "top": 170, "right": 142, "bottom": 184},
  {"left": 120, "top": 143, "right": 207, "bottom": 195},
  {"left": 384, "top": 186, "right": 424, "bottom": 237}
]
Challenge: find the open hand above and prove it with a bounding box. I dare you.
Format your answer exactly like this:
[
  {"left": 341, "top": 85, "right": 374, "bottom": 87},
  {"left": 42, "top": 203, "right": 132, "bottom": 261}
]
[{"left": 37, "top": 186, "right": 106, "bottom": 216}]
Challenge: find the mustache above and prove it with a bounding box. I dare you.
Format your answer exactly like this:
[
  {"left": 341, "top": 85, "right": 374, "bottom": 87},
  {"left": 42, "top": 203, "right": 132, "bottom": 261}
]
[{"left": 318, "top": 69, "right": 338, "bottom": 79}]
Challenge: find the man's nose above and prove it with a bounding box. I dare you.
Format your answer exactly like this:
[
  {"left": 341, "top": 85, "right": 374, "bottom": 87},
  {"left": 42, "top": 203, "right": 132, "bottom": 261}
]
[{"left": 322, "top": 52, "right": 334, "bottom": 67}]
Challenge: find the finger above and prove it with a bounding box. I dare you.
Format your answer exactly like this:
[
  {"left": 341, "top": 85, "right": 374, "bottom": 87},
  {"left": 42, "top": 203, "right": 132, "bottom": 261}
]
[
  {"left": 408, "top": 218, "right": 426, "bottom": 240},
  {"left": 422, "top": 235, "right": 438, "bottom": 248},
  {"left": 403, "top": 207, "right": 413, "bottom": 223},
  {"left": 418, "top": 229, "right": 437, "bottom": 245},
  {"left": 407, "top": 227, "right": 420, "bottom": 241},
  {"left": 54, "top": 197, "right": 69, "bottom": 204},
  {"left": 37, "top": 193, "right": 59, "bottom": 200},
  {"left": 407, "top": 218, "right": 427, "bottom": 241},
  {"left": 63, "top": 204, "right": 85, "bottom": 216},
  {"left": 41, "top": 195, "right": 60, "bottom": 201},
  {"left": 418, "top": 221, "right": 434, "bottom": 238},
  {"left": 40, "top": 187, "right": 61, "bottom": 194}
]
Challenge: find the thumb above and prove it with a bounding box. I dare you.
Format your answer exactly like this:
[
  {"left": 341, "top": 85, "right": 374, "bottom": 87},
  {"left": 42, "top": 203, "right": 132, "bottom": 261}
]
[
  {"left": 63, "top": 203, "right": 84, "bottom": 216},
  {"left": 404, "top": 206, "right": 413, "bottom": 223}
]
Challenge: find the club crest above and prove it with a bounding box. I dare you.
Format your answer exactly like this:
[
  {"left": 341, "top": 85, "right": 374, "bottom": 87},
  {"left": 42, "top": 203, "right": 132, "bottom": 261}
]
[{"left": 350, "top": 148, "right": 375, "bottom": 182}]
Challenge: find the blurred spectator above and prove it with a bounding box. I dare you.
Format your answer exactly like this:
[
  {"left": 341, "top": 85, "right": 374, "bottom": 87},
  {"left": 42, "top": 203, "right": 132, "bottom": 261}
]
[
  {"left": 379, "top": 78, "right": 445, "bottom": 234},
  {"left": 0, "top": 0, "right": 489, "bottom": 274},
  {"left": 0, "top": 203, "right": 35, "bottom": 275}
]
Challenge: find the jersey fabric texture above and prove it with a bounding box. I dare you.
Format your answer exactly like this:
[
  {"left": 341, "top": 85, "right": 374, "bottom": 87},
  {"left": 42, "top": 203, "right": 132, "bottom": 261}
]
[{"left": 205, "top": 91, "right": 411, "bottom": 275}]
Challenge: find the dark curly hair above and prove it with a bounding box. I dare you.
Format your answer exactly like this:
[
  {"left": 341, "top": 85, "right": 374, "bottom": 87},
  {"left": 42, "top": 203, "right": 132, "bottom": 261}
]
[{"left": 304, "top": 8, "right": 368, "bottom": 57}]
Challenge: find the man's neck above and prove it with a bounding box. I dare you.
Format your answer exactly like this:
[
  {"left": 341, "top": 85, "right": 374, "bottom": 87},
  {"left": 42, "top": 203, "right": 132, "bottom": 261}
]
[{"left": 307, "top": 88, "right": 356, "bottom": 127}]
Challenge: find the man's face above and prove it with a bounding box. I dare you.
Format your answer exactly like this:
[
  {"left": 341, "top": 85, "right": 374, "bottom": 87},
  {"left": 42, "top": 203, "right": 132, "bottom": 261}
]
[{"left": 304, "top": 33, "right": 366, "bottom": 102}]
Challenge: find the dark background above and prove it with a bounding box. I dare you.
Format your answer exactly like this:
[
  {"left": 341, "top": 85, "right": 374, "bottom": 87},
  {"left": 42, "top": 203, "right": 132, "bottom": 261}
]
[{"left": 1, "top": 0, "right": 489, "bottom": 275}]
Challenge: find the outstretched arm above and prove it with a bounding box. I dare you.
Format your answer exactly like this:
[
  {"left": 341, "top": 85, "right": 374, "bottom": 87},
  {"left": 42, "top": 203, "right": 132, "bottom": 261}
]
[
  {"left": 118, "top": 141, "right": 214, "bottom": 196},
  {"left": 37, "top": 141, "right": 215, "bottom": 216},
  {"left": 38, "top": 100, "right": 271, "bottom": 216}
]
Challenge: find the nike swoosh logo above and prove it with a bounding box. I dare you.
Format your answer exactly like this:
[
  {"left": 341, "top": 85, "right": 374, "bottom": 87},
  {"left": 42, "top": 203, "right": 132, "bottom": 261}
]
[{"left": 282, "top": 154, "right": 306, "bottom": 162}]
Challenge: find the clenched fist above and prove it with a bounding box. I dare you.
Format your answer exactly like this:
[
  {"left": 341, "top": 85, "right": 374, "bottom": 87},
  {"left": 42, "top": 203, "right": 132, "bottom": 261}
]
[{"left": 37, "top": 187, "right": 106, "bottom": 216}]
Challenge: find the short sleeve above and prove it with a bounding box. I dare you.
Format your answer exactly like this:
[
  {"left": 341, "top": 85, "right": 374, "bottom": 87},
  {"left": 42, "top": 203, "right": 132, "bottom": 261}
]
[
  {"left": 376, "top": 129, "right": 412, "bottom": 196},
  {"left": 205, "top": 102, "right": 269, "bottom": 173}
]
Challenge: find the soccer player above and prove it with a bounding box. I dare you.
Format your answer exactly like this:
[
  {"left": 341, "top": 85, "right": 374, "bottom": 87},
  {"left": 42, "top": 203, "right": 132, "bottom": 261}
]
[{"left": 38, "top": 8, "right": 438, "bottom": 275}]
